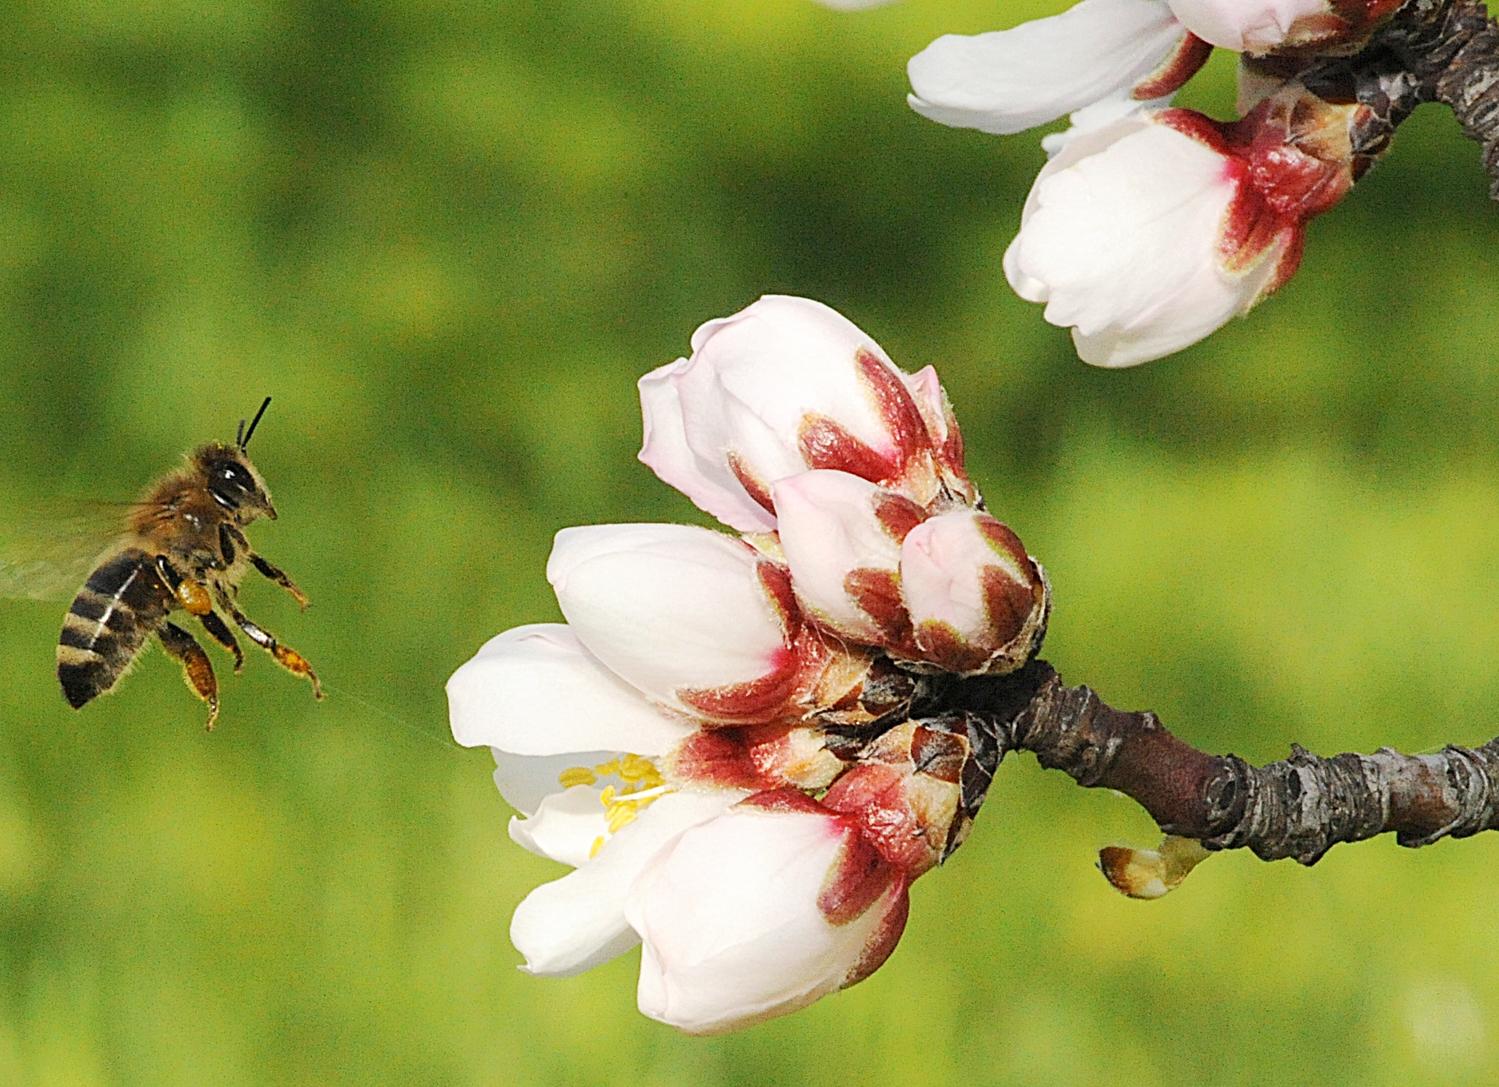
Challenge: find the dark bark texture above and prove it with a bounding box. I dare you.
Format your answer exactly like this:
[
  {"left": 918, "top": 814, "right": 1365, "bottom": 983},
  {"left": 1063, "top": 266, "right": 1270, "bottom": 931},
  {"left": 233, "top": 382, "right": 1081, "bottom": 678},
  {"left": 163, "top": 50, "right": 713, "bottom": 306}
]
[
  {"left": 940, "top": 661, "right": 1499, "bottom": 866},
  {"left": 1379, "top": 0, "right": 1499, "bottom": 196}
]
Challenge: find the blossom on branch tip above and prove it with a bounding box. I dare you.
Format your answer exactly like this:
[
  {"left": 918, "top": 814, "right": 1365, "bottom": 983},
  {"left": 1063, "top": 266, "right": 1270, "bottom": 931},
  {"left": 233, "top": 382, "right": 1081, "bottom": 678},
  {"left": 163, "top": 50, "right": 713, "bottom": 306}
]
[
  {"left": 451, "top": 298, "right": 1043, "bottom": 1030},
  {"left": 883, "top": 0, "right": 1414, "bottom": 363},
  {"left": 1004, "top": 88, "right": 1362, "bottom": 366}
]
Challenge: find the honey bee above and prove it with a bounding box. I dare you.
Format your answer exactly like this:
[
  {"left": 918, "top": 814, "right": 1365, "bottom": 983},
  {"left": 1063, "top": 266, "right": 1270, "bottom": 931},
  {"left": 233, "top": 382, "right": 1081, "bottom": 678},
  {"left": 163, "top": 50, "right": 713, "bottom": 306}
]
[{"left": 55, "top": 398, "right": 322, "bottom": 729}]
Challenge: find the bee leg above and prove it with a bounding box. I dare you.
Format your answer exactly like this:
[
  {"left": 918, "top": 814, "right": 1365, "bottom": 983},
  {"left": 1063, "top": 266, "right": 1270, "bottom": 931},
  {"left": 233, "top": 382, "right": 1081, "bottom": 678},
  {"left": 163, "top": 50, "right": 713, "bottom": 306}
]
[
  {"left": 222, "top": 602, "right": 323, "bottom": 700},
  {"left": 155, "top": 556, "right": 214, "bottom": 617},
  {"left": 158, "top": 621, "right": 220, "bottom": 731},
  {"left": 225, "top": 525, "right": 309, "bottom": 610},
  {"left": 197, "top": 610, "right": 244, "bottom": 673},
  {"left": 251, "top": 554, "right": 310, "bottom": 610}
]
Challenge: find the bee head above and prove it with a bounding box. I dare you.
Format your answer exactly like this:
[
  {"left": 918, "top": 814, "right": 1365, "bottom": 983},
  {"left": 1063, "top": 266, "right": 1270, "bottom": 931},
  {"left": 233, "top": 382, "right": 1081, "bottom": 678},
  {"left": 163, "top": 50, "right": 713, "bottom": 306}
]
[{"left": 193, "top": 443, "right": 277, "bottom": 523}]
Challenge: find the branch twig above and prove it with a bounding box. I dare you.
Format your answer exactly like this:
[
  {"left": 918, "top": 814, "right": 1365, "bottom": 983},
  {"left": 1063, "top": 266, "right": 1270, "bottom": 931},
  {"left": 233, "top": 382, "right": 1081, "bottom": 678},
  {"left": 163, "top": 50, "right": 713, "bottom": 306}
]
[
  {"left": 1382, "top": 0, "right": 1499, "bottom": 196},
  {"left": 943, "top": 661, "right": 1499, "bottom": 868}
]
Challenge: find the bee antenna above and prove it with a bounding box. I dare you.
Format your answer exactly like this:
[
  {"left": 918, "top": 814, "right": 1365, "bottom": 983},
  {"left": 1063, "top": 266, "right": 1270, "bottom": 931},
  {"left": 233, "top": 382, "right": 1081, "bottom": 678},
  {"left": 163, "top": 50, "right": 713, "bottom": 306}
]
[{"left": 240, "top": 396, "right": 272, "bottom": 450}]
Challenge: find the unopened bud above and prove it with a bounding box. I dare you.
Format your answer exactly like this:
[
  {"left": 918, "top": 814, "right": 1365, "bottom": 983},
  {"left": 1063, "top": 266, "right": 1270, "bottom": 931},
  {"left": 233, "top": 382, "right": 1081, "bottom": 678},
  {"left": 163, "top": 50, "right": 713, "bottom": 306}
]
[
  {"left": 899, "top": 510, "right": 1049, "bottom": 676},
  {"left": 822, "top": 713, "right": 1003, "bottom": 876},
  {"left": 1097, "top": 834, "right": 1212, "bottom": 899}
]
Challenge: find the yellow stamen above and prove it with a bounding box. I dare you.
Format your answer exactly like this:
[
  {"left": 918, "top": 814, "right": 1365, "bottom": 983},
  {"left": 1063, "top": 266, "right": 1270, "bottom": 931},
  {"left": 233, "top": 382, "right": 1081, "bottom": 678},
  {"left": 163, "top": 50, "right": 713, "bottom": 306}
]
[
  {"left": 556, "top": 753, "right": 673, "bottom": 860},
  {"left": 557, "top": 767, "right": 598, "bottom": 789},
  {"left": 607, "top": 806, "right": 638, "bottom": 834}
]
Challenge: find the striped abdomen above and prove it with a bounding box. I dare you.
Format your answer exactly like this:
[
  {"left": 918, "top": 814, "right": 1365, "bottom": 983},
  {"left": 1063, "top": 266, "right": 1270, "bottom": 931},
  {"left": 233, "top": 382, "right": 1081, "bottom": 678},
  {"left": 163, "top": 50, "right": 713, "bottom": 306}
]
[{"left": 58, "top": 549, "right": 174, "bottom": 709}]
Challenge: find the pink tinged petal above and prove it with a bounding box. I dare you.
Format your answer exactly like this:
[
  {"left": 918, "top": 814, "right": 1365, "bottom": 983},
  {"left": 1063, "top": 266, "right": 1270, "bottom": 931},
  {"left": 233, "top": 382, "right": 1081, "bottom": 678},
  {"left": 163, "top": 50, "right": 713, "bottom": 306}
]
[
  {"left": 638, "top": 361, "right": 777, "bottom": 534},
  {"left": 510, "top": 789, "right": 740, "bottom": 977},
  {"left": 771, "top": 470, "right": 917, "bottom": 644},
  {"left": 1005, "top": 114, "right": 1287, "bottom": 367},
  {"left": 906, "top": 0, "right": 1188, "bottom": 135},
  {"left": 1132, "top": 32, "right": 1212, "bottom": 99},
  {"left": 1167, "top": 0, "right": 1333, "bottom": 52},
  {"left": 625, "top": 794, "right": 908, "bottom": 1034},
  {"left": 547, "top": 525, "right": 794, "bottom": 719},
  {"left": 823, "top": 723, "right": 971, "bottom": 875},
  {"left": 649, "top": 296, "right": 934, "bottom": 523},
  {"left": 447, "top": 624, "right": 695, "bottom": 755},
  {"left": 900, "top": 510, "right": 1047, "bottom": 675},
  {"left": 902, "top": 367, "right": 976, "bottom": 501},
  {"left": 666, "top": 723, "right": 845, "bottom": 793}
]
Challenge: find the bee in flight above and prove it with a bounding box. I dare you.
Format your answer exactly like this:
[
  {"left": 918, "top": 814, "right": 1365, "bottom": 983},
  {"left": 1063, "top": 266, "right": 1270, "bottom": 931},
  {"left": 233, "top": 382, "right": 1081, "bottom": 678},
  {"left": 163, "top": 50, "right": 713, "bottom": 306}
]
[{"left": 56, "top": 397, "right": 321, "bottom": 729}]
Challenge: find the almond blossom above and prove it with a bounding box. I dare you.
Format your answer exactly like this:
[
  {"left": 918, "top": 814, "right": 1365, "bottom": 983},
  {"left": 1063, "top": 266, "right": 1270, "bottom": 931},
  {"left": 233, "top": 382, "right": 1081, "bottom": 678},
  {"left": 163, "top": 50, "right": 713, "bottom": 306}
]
[
  {"left": 1004, "top": 89, "right": 1362, "bottom": 366},
  {"left": 830, "top": 0, "right": 1407, "bottom": 364},
  {"left": 450, "top": 297, "right": 1041, "bottom": 1032}
]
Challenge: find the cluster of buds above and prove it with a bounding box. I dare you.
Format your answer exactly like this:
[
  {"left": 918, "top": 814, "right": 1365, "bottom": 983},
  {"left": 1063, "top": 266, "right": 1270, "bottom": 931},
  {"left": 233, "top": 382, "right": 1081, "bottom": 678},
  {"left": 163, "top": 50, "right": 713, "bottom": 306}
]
[
  {"left": 447, "top": 296, "right": 1044, "bottom": 1032},
  {"left": 826, "top": 0, "right": 1412, "bottom": 365}
]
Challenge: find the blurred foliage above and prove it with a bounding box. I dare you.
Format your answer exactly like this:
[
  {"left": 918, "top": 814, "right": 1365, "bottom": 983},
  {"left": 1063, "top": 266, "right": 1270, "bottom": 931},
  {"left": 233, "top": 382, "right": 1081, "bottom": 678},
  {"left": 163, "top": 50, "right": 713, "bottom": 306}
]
[{"left": 0, "top": 1, "right": 1496, "bottom": 1084}]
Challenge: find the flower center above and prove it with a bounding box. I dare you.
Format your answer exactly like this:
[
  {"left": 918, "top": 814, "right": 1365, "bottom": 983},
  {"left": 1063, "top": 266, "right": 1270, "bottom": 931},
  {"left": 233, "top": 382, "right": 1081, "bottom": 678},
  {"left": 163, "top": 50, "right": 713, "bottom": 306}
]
[{"left": 557, "top": 753, "right": 669, "bottom": 858}]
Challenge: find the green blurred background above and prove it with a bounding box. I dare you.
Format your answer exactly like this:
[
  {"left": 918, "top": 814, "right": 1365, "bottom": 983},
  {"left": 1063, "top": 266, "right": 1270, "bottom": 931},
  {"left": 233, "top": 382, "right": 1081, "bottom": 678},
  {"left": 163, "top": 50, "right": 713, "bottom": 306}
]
[{"left": 0, "top": 1, "right": 1496, "bottom": 1083}]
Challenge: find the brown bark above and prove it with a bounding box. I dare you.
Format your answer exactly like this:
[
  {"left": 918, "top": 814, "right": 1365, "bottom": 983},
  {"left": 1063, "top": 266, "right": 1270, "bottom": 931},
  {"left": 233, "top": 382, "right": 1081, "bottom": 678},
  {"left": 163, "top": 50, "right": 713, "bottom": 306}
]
[
  {"left": 942, "top": 661, "right": 1499, "bottom": 865},
  {"left": 1379, "top": 0, "right": 1499, "bottom": 197}
]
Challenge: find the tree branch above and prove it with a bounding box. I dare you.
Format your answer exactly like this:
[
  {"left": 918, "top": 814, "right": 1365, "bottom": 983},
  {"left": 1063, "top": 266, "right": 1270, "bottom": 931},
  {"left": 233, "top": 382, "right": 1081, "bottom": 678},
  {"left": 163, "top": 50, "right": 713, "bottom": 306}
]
[
  {"left": 942, "top": 661, "right": 1499, "bottom": 867},
  {"left": 1381, "top": 0, "right": 1499, "bottom": 197}
]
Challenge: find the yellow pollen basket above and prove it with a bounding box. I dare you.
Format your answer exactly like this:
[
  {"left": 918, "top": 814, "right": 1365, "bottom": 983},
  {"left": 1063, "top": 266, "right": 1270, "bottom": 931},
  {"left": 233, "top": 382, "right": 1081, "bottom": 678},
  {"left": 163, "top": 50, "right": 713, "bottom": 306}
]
[{"left": 556, "top": 754, "right": 668, "bottom": 860}]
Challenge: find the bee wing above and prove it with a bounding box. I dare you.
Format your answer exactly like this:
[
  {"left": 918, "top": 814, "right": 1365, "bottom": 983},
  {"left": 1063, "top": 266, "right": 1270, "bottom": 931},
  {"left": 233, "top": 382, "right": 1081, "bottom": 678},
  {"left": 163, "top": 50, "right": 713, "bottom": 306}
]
[{"left": 0, "top": 502, "right": 137, "bottom": 603}]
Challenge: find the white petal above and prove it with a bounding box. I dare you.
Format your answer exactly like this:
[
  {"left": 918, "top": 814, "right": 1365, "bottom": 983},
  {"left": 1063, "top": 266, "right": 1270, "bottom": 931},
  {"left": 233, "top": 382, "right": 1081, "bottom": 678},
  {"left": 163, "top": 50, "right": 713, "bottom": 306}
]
[
  {"left": 547, "top": 524, "right": 788, "bottom": 706},
  {"left": 907, "top": 0, "right": 1186, "bottom": 134},
  {"left": 508, "top": 784, "right": 609, "bottom": 867},
  {"left": 447, "top": 623, "right": 695, "bottom": 755},
  {"left": 772, "top": 470, "right": 906, "bottom": 642},
  {"left": 1168, "top": 0, "right": 1330, "bottom": 52},
  {"left": 492, "top": 750, "right": 614, "bottom": 817},
  {"left": 638, "top": 360, "right": 777, "bottom": 533},
  {"left": 1039, "top": 91, "right": 1171, "bottom": 157},
  {"left": 900, "top": 515, "right": 988, "bottom": 639},
  {"left": 815, "top": 0, "right": 899, "bottom": 8},
  {"left": 675, "top": 296, "right": 911, "bottom": 496},
  {"left": 509, "top": 789, "right": 741, "bottom": 977},
  {"left": 626, "top": 804, "right": 904, "bottom": 1034},
  {"left": 1004, "top": 114, "right": 1155, "bottom": 301},
  {"left": 1005, "top": 116, "right": 1285, "bottom": 367}
]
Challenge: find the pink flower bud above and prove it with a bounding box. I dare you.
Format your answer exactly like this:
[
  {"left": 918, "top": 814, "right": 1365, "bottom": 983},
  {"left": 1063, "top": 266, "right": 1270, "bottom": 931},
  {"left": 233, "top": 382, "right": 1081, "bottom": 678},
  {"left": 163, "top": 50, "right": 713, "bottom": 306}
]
[
  {"left": 899, "top": 509, "right": 1049, "bottom": 676},
  {"left": 1005, "top": 88, "right": 1361, "bottom": 366},
  {"left": 624, "top": 789, "right": 909, "bottom": 1034},
  {"left": 907, "top": 0, "right": 1208, "bottom": 135},
  {"left": 637, "top": 296, "right": 943, "bottom": 531},
  {"left": 771, "top": 469, "right": 924, "bottom": 648}
]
